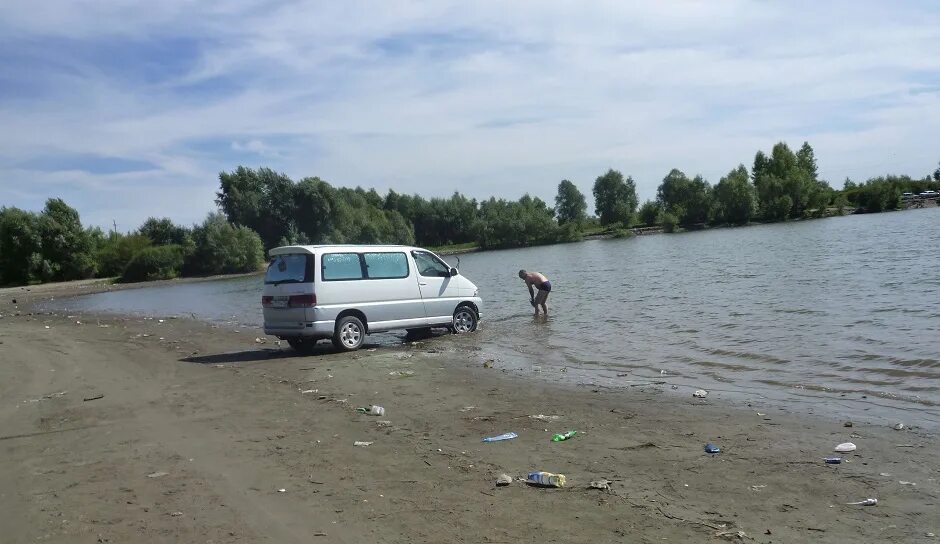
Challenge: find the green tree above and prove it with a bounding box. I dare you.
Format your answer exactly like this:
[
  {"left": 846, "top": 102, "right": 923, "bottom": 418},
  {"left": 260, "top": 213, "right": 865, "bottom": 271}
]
[
  {"left": 656, "top": 169, "right": 712, "bottom": 226},
  {"left": 637, "top": 200, "right": 662, "bottom": 226},
  {"left": 216, "top": 167, "right": 297, "bottom": 249},
  {"left": 796, "top": 141, "right": 819, "bottom": 180},
  {"left": 592, "top": 169, "right": 638, "bottom": 226},
  {"left": 933, "top": 161, "right": 940, "bottom": 183},
  {"left": 0, "top": 207, "right": 41, "bottom": 285},
  {"left": 96, "top": 232, "right": 153, "bottom": 277},
  {"left": 851, "top": 176, "right": 905, "bottom": 212},
  {"left": 554, "top": 179, "right": 587, "bottom": 227},
  {"left": 752, "top": 142, "right": 827, "bottom": 220},
  {"left": 138, "top": 217, "right": 190, "bottom": 246},
  {"left": 36, "top": 198, "right": 97, "bottom": 281},
  {"left": 185, "top": 213, "right": 265, "bottom": 276},
  {"left": 121, "top": 245, "right": 184, "bottom": 282},
  {"left": 805, "top": 180, "right": 834, "bottom": 218},
  {"left": 766, "top": 195, "right": 794, "bottom": 220},
  {"left": 713, "top": 165, "right": 757, "bottom": 225},
  {"left": 475, "top": 195, "right": 561, "bottom": 249},
  {"left": 293, "top": 176, "right": 336, "bottom": 243},
  {"left": 752, "top": 143, "right": 799, "bottom": 220},
  {"left": 661, "top": 211, "right": 679, "bottom": 233}
]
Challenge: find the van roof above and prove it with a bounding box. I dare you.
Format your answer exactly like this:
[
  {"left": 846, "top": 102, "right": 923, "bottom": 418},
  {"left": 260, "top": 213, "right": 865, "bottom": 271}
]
[{"left": 269, "top": 244, "right": 421, "bottom": 256}]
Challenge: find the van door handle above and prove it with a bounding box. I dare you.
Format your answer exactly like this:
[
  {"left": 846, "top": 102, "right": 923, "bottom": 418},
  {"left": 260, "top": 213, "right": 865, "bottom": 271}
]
[{"left": 418, "top": 282, "right": 428, "bottom": 286}]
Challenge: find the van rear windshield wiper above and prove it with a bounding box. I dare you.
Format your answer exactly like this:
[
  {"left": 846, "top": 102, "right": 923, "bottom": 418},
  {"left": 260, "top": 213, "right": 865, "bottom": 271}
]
[{"left": 270, "top": 278, "right": 302, "bottom": 286}]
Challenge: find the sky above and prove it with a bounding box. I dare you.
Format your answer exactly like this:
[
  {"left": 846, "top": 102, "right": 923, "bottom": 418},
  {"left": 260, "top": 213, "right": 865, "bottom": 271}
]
[{"left": 1, "top": 1, "right": 939, "bottom": 230}]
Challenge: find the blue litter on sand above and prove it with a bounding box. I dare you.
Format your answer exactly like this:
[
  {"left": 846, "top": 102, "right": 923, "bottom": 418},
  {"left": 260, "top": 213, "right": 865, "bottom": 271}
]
[
  {"left": 824, "top": 457, "right": 842, "bottom": 464},
  {"left": 704, "top": 443, "right": 721, "bottom": 454},
  {"left": 482, "top": 432, "right": 518, "bottom": 443}
]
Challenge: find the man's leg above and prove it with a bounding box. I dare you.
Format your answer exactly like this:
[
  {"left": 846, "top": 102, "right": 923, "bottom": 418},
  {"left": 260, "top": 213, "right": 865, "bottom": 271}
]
[{"left": 535, "top": 290, "right": 548, "bottom": 315}]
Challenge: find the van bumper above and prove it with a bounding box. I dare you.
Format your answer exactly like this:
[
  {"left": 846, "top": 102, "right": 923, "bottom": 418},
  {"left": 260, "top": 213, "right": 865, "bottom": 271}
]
[{"left": 264, "top": 320, "right": 334, "bottom": 338}]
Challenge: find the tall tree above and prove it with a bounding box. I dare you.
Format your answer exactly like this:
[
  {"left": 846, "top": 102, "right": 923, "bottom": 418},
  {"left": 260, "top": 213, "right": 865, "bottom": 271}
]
[
  {"left": 592, "top": 169, "right": 638, "bottom": 226},
  {"left": 554, "top": 179, "right": 587, "bottom": 227},
  {"left": 752, "top": 142, "right": 823, "bottom": 220},
  {"left": 637, "top": 200, "right": 662, "bottom": 226},
  {"left": 216, "top": 167, "right": 297, "bottom": 249},
  {"left": 656, "top": 169, "right": 712, "bottom": 226},
  {"left": 713, "top": 165, "right": 757, "bottom": 225},
  {"left": 293, "top": 176, "right": 336, "bottom": 243},
  {"left": 36, "top": 198, "right": 97, "bottom": 281},
  {"left": 138, "top": 217, "right": 189, "bottom": 246},
  {"left": 796, "top": 141, "right": 819, "bottom": 180},
  {"left": 0, "top": 207, "right": 41, "bottom": 285}
]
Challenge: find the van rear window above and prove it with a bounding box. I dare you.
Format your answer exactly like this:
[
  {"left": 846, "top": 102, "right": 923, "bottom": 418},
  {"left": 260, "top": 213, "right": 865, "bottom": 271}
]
[{"left": 265, "top": 254, "right": 312, "bottom": 285}]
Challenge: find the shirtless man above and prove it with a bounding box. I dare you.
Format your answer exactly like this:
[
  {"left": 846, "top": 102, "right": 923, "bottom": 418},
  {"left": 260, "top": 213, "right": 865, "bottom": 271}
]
[{"left": 518, "top": 270, "right": 551, "bottom": 316}]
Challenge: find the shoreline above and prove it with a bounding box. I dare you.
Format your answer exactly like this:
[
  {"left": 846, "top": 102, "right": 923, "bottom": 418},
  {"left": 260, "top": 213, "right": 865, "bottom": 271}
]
[
  {"left": 2, "top": 284, "right": 938, "bottom": 542},
  {"left": 3, "top": 205, "right": 934, "bottom": 290}
]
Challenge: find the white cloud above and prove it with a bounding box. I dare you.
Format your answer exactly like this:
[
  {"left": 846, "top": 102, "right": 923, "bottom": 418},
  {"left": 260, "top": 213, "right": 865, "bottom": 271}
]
[{"left": 1, "top": 0, "right": 939, "bottom": 227}]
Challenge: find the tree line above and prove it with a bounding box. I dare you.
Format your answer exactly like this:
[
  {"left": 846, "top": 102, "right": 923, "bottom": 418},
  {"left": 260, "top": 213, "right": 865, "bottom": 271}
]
[
  {"left": 2, "top": 141, "right": 939, "bottom": 286},
  {"left": 0, "top": 203, "right": 264, "bottom": 286}
]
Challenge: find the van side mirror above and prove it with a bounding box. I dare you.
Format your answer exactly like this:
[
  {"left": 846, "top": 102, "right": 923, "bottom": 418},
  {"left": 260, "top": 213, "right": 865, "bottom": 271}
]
[{"left": 449, "top": 267, "right": 459, "bottom": 277}]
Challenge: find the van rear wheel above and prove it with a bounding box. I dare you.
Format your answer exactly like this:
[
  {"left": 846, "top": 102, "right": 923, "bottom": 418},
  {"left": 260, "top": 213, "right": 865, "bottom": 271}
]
[
  {"left": 452, "top": 306, "right": 478, "bottom": 334},
  {"left": 333, "top": 316, "right": 365, "bottom": 351}
]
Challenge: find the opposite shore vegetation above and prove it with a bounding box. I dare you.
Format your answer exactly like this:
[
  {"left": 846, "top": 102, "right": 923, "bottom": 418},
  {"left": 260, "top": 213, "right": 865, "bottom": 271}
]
[{"left": 2, "top": 140, "right": 939, "bottom": 286}]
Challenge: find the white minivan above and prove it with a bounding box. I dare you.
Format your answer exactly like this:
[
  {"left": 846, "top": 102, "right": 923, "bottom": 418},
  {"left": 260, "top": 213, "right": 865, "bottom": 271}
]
[{"left": 262, "top": 245, "right": 482, "bottom": 352}]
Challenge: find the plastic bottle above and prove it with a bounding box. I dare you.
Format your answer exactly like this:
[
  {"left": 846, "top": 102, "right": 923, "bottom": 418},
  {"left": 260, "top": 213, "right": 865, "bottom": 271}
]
[
  {"left": 551, "top": 431, "right": 577, "bottom": 442},
  {"left": 527, "top": 471, "right": 566, "bottom": 487},
  {"left": 482, "top": 432, "right": 518, "bottom": 442},
  {"left": 357, "top": 405, "right": 385, "bottom": 416}
]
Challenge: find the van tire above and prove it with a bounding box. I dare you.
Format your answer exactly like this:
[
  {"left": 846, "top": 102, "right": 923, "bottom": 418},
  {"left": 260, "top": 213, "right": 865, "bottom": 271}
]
[
  {"left": 333, "top": 316, "right": 365, "bottom": 351},
  {"left": 452, "top": 306, "right": 478, "bottom": 334}
]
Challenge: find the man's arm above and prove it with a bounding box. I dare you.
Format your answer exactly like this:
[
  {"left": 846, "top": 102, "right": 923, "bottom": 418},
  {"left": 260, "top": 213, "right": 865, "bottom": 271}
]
[{"left": 526, "top": 281, "right": 535, "bottom": 300}]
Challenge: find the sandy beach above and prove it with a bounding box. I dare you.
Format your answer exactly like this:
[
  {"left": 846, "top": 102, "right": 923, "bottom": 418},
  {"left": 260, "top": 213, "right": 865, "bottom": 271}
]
[{"left": 1, "top": 281, "right": 937, "bottom": 543}]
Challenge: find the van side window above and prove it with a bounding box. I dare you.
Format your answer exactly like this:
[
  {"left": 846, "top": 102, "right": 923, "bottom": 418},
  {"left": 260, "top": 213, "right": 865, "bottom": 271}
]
[
  {"left": 413, "top": 251, "right": 450, "bottom": 277},
  {"left": 322, "top": 253, "right": 364, "bottom": 281},
  {"left": 363, "top": 252, "right": 409, "bottom": 279}
]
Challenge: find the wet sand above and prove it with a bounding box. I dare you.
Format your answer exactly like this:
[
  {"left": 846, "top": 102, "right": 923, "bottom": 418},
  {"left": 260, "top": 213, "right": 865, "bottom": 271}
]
[{"left": 1, "top": 282, "right": 937, "bottom": 543}]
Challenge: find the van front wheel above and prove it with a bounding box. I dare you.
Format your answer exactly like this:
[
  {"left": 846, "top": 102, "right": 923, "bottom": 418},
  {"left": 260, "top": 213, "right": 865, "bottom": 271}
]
[
  {"left": 333, "top": 316, "right": 365, "bottom": 351},
  {"left": 452, "top": 306, "right": 478, "bottom": 334}
]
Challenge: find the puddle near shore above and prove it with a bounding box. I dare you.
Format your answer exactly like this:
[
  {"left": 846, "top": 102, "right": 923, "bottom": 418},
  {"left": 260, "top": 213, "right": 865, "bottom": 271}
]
[{"left": 53, "top": 209, "right": 940, "bottom": 429}]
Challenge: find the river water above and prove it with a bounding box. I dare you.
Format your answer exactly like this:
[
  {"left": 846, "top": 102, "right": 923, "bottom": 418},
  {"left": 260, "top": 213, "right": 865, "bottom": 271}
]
[{"left": 59, "top": 208, "right": 940, "bottom": 428}]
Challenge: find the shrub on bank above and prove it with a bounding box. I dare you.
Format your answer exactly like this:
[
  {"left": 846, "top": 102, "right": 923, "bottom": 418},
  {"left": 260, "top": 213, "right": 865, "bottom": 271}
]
[
  {"left": 121, "top": 245, "right": 184, "bottom": 283},
  {"left": 183, "top": 213, "right": 265, "bottom": 276},
  {"left": 661, "top": 212, "right": 679, "bottom": 233}
]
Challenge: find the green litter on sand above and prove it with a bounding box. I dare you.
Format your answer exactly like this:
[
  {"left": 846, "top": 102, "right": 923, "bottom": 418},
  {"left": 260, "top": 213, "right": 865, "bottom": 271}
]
[{"left": 551, "top": 430, "right": 577, "bottom": 442}]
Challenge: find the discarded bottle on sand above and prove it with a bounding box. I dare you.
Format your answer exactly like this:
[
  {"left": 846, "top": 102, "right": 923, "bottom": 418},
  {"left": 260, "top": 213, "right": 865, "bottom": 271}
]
[
  {"left": 824, "top": 457, "right": 842, "bottom": 464},
  {"left": 482, "top": 432, "right": 518, "bottom": 443},
  {"left": 527, "top": 471, "right": 566, "bottom": 487},
  {"left": 551, "top": 431, "right": 577, "bottom": 442},
  {"left": 357, "top": 405, "right": 385, "bottom": 416}
]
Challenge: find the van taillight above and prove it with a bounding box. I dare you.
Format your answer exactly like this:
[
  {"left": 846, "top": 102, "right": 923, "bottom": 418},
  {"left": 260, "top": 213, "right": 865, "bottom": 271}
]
[
  {"left": 289, "top": 294, "right": 316, "bottom": 307},
  {"left": 261, "top": 296, "right": 273, "bottom": 307}
]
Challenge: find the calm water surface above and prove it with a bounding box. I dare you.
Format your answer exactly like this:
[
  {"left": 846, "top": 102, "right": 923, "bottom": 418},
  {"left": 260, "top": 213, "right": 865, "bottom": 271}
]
[{"left": 60, "top": 209, "right": 940, "bottom": 427}]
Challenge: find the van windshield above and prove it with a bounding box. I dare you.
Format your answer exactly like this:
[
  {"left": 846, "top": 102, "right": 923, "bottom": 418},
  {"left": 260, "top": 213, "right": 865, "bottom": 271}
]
[{"left": 265, "top": 254, "right": 310, "bottom": 285}]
